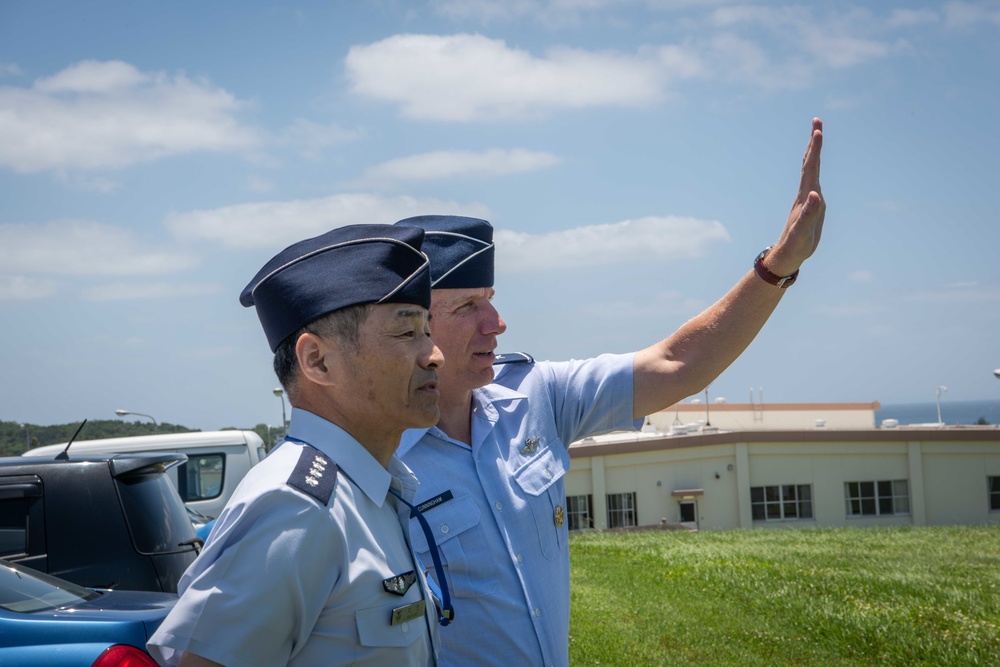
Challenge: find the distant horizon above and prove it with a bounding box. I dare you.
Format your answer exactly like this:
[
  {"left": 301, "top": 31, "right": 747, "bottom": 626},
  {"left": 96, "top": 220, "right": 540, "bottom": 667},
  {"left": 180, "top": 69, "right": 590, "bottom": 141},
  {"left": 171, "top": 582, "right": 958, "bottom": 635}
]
[{"left": 7, "top": 396, "right": 1000, "bottom": 431}]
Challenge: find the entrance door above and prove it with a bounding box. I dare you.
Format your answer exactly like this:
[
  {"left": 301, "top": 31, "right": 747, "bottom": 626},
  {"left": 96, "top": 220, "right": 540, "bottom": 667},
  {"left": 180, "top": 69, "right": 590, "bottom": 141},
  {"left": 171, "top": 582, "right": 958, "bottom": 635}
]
[{"left": 678, "top": 500, "right": 698, "bottom": 530}]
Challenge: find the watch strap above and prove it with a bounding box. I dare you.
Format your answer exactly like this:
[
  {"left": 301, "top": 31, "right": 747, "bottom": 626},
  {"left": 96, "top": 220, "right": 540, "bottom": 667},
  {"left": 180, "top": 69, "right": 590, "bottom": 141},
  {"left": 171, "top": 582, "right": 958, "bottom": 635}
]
[{"left": 754, "top": 246, "right": 798, "bottom": 288}]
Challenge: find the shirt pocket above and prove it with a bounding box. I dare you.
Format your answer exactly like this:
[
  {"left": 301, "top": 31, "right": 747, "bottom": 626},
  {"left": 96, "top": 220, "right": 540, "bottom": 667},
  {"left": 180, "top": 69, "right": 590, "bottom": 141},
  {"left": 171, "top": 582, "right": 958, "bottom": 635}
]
[
  {"left": 407, "top": 494, "right": 498, "bottom": 598},
  {"left": 355, "top": 602, "right": 425, "bottom": 648},
  {"left": 513, "top": 446, "right": 569, "bottom": 560}
]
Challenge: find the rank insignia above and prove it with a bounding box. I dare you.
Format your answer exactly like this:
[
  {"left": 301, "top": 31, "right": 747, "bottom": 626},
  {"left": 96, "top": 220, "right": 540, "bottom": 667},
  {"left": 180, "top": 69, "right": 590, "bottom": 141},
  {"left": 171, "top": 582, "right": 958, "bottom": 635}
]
[
  {"left": 383, "top": 570, "right": 417, "bottom": 596},
  {"left": 286, "top": 445, "right": 338, "bottom": 505},
  {"left": 554, "top": 505, "right": 565, "bottom": 528},
  {"left": 520, "top": 436, "right": 540, "bottom": 455}
]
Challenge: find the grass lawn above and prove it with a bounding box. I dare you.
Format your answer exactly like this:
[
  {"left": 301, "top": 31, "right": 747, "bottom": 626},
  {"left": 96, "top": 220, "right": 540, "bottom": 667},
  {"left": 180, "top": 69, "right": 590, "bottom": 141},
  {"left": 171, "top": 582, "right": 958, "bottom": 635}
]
[{"left": 569, "top": 526, "right": 1000, "bottom": 666}]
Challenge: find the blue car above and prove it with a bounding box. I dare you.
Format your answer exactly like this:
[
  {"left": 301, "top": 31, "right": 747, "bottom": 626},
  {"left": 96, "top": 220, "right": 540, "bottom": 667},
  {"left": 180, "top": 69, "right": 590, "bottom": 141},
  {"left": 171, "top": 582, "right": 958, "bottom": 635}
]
[
  {"left": 186, "top": 505, "right": 217, "bottom": 542},
  {"left": 0, "top": 558, "right": 175, "bottom": 666}
]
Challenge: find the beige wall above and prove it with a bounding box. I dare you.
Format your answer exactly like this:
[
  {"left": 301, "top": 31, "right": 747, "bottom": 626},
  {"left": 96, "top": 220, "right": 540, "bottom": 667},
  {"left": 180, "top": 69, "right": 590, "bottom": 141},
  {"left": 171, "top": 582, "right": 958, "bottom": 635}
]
[
  {"left": 645, "top": 401, "right": 881, "bottom": 432},
  {"left": 565, "top": 427, "right": 1000, "bottom": 532}
]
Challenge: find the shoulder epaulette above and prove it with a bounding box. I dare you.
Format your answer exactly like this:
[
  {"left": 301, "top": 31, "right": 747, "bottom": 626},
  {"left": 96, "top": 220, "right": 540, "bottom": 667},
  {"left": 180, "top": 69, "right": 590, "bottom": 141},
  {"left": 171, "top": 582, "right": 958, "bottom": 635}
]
[
  {"left": 286, "top": 445, "right": 338, "bottom": 506},
  {"left": 493, "top": 352, "right": 534, "bottom": 365}
]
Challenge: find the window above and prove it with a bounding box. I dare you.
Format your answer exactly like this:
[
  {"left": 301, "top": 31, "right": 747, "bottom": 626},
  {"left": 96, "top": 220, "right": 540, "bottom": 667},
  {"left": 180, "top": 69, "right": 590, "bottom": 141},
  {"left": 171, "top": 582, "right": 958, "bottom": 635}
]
[
  {"left": 0, "top": 476, "right": 42, "bottom": 558},
  {"left": 989, "top": 477, "right": 1000, "bottom": 511},
  {"left": 606, "top": 492, "right": 637, "bottom": 529},
  {"left": 177, "top": 454, "right": 225, "bottom": 501},
  {"left": 0, "top": 498, "right": 28, "bottom": 556},
  {"left": 845, "top": 480, "right": 909, "bottom": 517},
  {"left": 566, "top": 494, "right": 592, "bottom": 530},
  {"left": 750, "top": 484, "right": 813, "bottom": 521}
]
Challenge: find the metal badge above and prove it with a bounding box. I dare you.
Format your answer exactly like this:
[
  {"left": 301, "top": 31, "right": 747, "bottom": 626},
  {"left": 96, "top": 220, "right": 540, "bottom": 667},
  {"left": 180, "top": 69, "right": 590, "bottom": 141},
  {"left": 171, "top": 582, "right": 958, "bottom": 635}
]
[
  {"left": 520, "top": 436, "right": 540, "bottom": 455},
  {"left": 390, "top": 599, "right": 426, "bottom": 625},
  {"left": 554, "top": 504, "right": 565, "bottom": 528},
  {"left": 383, "top": 570, "right": 417, "bottom": 596}
]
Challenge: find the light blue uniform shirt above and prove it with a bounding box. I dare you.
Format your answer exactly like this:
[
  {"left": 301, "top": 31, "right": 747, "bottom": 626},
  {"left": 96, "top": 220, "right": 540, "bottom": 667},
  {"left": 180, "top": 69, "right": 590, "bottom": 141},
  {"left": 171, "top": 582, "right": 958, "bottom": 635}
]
[
  {"left": 397, "top": 353, "right": 640, "bottom": 667},
  {"left": 149, "top": 408, "right": 438, "bottom": 667}
]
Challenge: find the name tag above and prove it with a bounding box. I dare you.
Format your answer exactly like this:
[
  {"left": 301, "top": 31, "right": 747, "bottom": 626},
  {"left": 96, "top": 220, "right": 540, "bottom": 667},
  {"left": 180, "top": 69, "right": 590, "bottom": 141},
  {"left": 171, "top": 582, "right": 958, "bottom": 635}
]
[
  {"left": 390, "top": 599, "right": 426, "bottom": 626},
  {"left": 416, "top": 490, "right": 454, "bottom": 514}
]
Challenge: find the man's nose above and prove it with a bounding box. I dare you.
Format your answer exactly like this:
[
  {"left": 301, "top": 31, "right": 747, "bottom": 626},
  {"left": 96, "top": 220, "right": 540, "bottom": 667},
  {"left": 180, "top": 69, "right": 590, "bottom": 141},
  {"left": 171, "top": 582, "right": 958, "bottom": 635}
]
[
  {"left": 483, "top": 302, "right": 506, "bottom": 336},
  {"left": 423, "top": 340, "right": 444, "bottom": 369}
]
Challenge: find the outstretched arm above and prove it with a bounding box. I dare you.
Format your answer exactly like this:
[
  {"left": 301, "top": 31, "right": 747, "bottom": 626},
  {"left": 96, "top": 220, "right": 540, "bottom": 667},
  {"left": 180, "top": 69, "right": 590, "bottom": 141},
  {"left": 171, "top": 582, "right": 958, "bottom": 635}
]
[{"left": 632, "top": 118, "right": 826, "bottom": 419}]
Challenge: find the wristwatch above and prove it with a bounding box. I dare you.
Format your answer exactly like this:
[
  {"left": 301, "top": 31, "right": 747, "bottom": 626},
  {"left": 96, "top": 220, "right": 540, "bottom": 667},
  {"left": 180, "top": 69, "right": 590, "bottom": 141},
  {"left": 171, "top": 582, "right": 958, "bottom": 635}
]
[{"left": 753, "top": 246, "right": 798, "bottom": 288}]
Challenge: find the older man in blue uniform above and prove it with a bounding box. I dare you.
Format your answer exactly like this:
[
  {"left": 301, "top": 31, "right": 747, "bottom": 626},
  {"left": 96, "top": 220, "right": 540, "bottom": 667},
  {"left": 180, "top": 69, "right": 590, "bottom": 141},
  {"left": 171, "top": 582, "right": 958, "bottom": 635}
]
[
  {"left": 149, "top": 224, "right": 448, "bottom": 667},
  {"left": 393, "top": 119, "right": 826, "bottom": 666}
]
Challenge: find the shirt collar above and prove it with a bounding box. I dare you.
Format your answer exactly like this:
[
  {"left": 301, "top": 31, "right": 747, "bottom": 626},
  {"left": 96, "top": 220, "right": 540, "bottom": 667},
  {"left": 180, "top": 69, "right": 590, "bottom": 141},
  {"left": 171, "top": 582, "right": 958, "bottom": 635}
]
[
  {"left": 396, "top": 382, "right": 530, "bottom": 453},
  {"left": 286, "top": 407, "right": 417, "bottom": 507}
]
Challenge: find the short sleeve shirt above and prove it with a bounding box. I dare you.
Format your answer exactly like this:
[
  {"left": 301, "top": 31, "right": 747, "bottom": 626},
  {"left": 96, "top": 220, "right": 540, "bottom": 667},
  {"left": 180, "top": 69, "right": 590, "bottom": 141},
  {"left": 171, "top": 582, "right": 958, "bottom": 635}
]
[
  {"left": 148, "top": 408, "right": 438, "bottom": 667},
  {"left": 397, "top": 353, "right": 639, "bottom": 667}
]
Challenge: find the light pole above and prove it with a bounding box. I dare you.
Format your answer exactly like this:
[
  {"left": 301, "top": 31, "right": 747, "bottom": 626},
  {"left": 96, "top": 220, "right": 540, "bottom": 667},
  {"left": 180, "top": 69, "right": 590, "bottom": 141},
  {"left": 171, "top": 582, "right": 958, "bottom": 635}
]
[
  {"left": 114, "top": 409, "right": 158, "bottom": 428},
  {"left": 273, "top": 387, "right": 288, "bottom": 430},
  {"left": 935, "top": 386, "right": 948, "bottom": 426}
]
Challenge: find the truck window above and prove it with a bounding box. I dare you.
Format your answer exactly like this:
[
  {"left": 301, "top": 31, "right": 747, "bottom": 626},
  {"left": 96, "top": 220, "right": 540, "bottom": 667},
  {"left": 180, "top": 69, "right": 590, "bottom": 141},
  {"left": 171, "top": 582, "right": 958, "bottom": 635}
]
[{"left": 179, "top": 454, "right": 226, "bottom": 501}]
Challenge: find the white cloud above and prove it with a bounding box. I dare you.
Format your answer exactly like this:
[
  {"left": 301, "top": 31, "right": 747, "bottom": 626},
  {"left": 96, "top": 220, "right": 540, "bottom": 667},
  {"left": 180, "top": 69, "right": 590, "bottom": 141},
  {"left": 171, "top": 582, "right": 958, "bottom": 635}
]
[
  {"left": 814, "top": 303, "right": 880, "bottom": 317},
  {"left": 495, "top": 215, "right": 730, "bottom": 272},
  {"left": 345, "top": 12, "right": 907, "bottom": 121},
  {"left": 0, "top": 60, "right": 261, "bottom": 173},
  {"left": 944, "top": 1, "right": 1000, "bottom": 27},
  {"left": 246, "top": 176, "right": 275, "bottom": 193},
  {"left": 887, "top": 8, "right": 939, "bottom": 28},
  {"left": 353, "top": 148, "right": 561, "bottom": 186},
  {"left": 166, "top": 194, "right": 493, "bottom": 250},
  {"left": 345, "top": 34, "right": 673, "bottom": 121},
  {"left": 849, "top": 270, "right": 873, "bottom": 283},
  {"left": 904, "top": 286, "right": 1000, "bottom": 303},
  {"left": 430, "top": 0, "right": 731, "bottom": 25},
  {"left": 83, "top": 281, "right": 223, "bottom": 302},
  {"left": 0, "top": 220, "right": 199, "bottom": 276},
  {"left": 709, "top": 6, "right": 894, "bottom": 82},
  {"left": 0, "top": 62, "right": 24, "bottom": 77},
  {"left": 279, "top": 118, "right": 365, "bottom": 159},
  {"left": 0, "top": 275, "right": 57, "bottom": 300}
]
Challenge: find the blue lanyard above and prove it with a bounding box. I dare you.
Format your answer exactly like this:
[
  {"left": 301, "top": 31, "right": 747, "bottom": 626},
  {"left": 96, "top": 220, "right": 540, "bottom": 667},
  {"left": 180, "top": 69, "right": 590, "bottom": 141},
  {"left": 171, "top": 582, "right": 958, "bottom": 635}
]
[{"left": 388, "top": 487, "right": 455, "bottom": 626}]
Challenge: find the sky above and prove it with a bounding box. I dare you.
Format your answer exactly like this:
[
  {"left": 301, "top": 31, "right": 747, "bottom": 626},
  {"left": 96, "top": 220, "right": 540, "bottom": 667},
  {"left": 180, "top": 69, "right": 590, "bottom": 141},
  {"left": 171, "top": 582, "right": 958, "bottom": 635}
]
[{"left": 1, "top": 0, "right": 999, "bottom": 432}]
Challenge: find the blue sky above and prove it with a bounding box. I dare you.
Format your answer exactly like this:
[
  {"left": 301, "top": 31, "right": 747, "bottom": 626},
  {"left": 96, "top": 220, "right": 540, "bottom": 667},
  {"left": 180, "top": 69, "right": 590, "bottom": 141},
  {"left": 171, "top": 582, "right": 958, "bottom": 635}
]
[{"left": 2, "top": 1, "right": 998, "bottom": 431}]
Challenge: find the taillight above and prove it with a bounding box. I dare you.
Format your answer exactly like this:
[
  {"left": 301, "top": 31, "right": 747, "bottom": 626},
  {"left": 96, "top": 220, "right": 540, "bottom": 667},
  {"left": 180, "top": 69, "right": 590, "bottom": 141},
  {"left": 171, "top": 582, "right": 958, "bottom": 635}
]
[{"left": 91, "top": 644, "right": 159, "bottom": 667}]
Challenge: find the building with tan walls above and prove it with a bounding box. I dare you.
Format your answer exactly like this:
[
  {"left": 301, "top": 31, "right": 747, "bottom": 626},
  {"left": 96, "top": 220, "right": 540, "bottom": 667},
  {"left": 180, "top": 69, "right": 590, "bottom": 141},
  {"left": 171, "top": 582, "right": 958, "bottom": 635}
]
[{"left": 564, "top": 409, "right": 1000, "bottom": 532}]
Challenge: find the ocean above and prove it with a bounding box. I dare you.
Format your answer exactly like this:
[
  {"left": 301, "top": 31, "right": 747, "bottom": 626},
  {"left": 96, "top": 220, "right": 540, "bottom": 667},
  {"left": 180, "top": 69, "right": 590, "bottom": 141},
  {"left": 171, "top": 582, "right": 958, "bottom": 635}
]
[{"left": 875, "top": 399, "right": 1000, "bottom": 426}]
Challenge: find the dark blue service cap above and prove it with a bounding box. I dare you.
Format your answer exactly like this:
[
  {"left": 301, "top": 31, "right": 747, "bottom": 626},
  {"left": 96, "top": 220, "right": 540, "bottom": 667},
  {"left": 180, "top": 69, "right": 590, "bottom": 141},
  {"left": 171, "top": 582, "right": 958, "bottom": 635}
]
[
  {"left": 394, "top": 215, "right": 494, "bottom": 289},
  {"left": 240, "top": 224, "right": 431, "bottom": 352}
]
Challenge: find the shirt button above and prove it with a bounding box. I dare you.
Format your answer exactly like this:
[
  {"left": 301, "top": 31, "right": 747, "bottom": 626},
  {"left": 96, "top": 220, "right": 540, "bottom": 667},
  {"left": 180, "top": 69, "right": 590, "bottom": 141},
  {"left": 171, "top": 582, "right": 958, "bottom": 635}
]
[
  {"left": 441, "top": 524, "right": 449, "bottom": 533},
  {"left": 495, "top": 501, "right": 503, "bottom": 511},
  {"left": 534, "top": 608, "right": 541, "bottom": 617},
  {"left": 544, "top": 469, "right": 552, "bottom": 479},
  {"left": 401, "top": 622, "right": 409, "bottom": 632},
  {"left": 516, "top": 554, "right": 523, "bottom": 564}
]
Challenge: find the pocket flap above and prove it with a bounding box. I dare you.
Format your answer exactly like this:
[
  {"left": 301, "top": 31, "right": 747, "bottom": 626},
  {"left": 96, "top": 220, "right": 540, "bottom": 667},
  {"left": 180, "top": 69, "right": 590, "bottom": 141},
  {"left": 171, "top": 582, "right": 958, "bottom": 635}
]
[
  {"left": 408, "top": 493, "right": 481, "bottom": 554},
  {"left": 513, "top": 448, "right": 567, "bottom": 497}
]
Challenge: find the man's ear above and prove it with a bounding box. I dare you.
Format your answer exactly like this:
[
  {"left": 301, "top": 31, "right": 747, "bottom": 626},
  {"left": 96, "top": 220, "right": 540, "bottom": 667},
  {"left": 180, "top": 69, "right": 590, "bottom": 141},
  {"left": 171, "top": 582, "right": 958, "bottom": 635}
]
[{"left": 295, "top": 332, "right": 340, "bottom": 387}]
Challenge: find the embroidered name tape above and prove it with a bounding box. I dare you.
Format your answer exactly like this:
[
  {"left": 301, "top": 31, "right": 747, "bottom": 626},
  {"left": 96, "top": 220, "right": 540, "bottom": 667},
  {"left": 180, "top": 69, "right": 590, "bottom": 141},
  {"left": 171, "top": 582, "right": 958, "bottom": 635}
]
[{"left": 416, "top": 490, "right": 454, "bottom": 514}]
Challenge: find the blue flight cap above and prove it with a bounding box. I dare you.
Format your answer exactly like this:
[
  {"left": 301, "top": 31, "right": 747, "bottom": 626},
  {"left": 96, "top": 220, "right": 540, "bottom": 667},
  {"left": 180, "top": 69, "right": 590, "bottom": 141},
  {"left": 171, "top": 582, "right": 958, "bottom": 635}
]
[
  {"left": 240, "top": 224, "right": 431, "bottom": 352},
  {"left": 394, "top": 215, "right": 494, "bottom": 289}
]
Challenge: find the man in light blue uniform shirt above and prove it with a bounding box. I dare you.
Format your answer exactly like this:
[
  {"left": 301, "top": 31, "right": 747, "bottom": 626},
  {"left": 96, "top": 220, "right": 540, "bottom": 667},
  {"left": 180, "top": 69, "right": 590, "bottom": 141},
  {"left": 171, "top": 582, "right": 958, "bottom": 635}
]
[
  {"left": 394, "top": 119, "right": 827, "bottom": 666},
  {"left": 149, "top": 224, "right": 446, "bottom": 667}
]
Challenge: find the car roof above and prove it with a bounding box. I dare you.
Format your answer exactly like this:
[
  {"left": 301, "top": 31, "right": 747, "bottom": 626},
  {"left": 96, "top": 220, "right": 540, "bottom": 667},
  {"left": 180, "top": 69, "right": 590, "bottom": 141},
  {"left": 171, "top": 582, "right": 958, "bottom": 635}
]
[{"left": 3, "top": 451, "right": 188, "bottom": 477}]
